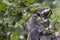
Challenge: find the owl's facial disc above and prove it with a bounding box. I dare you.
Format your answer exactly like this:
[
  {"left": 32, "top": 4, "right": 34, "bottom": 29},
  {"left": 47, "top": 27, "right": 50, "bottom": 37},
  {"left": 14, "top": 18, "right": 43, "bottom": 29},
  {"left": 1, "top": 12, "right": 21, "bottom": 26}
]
[
  {"left": 38, "top": 8, "right": 52, "bottom": 22},
  {"left": 33, "top": 8, "right": 52, "bottom": 22}
]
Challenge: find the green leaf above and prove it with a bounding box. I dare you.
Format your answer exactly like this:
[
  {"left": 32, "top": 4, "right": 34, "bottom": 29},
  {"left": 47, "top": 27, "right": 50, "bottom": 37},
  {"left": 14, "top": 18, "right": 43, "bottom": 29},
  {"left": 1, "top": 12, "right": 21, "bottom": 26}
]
[
  {"left": 11, "top": 33, "right": 18, "bottom": 40},
  {"left": 30, "top": 6, "right": 36, "bottom": 12},
  {"left": 18, "top": 16, "right": 26, "bottom": 25},
  {"left": 0, "top": 2, "right": 7, "bottom": 11},
  {"left": 7, "top": 0, "right": 12, "bottom": 2},
  {"left": 51, "top": 14, "right": 55, "bottom": 20},
  {"left": 21, "top": 0, "right": 34, "bottom": 6}
]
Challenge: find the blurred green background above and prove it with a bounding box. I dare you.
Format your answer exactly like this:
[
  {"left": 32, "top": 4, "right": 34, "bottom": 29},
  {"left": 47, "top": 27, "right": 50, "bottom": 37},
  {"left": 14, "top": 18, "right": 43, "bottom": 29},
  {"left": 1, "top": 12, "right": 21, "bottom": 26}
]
[{"left": 0, "top": 0, "right": 60, "bottom": 40}]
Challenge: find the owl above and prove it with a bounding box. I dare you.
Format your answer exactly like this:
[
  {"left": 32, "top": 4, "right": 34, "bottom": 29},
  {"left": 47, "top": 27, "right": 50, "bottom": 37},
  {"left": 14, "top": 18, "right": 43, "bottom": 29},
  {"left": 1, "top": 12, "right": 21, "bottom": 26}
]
[{"left": 27, "top": 8, "right": 57, "bottom": 40}]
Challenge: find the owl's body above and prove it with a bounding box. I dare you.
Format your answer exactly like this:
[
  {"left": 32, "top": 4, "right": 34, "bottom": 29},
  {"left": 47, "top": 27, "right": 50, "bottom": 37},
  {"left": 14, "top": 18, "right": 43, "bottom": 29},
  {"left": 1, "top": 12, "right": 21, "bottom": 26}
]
[
  {"left": 27, "top": 8, "right": 59, "bottom": 40},
  {"left": 27, "top": 15, "right": 52, "bottom": 40},
  {"left": 27, "top": 15, "right": 39, "bottom": 40}
]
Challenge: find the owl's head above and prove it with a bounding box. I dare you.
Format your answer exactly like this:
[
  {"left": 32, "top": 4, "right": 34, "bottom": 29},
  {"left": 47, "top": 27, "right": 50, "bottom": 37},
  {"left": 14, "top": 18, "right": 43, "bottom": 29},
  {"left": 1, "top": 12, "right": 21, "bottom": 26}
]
[{"left": 33, "top": 8, "right": 52, "bottom": 20}]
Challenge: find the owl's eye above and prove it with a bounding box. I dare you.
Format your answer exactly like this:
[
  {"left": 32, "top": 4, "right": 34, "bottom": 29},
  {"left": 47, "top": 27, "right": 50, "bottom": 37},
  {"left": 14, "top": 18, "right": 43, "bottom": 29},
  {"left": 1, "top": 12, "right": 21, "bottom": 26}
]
[{"left": 37, "top": 13, "right": 40, "bottom": 16}]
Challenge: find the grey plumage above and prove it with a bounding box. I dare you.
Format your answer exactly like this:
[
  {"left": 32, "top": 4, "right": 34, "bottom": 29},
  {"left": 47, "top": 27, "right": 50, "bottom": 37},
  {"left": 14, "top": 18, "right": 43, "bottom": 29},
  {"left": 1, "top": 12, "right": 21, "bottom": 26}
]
[{"left": 27, "top": 8, "right": 59, "bottom": 40}]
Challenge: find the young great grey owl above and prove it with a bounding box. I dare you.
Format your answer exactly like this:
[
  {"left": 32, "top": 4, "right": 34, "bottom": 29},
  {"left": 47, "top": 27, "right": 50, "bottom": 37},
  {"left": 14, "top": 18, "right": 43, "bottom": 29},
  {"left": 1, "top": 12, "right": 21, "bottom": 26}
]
[{"left": 27, "top": 8, "right": 57, "bottom": 40}]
